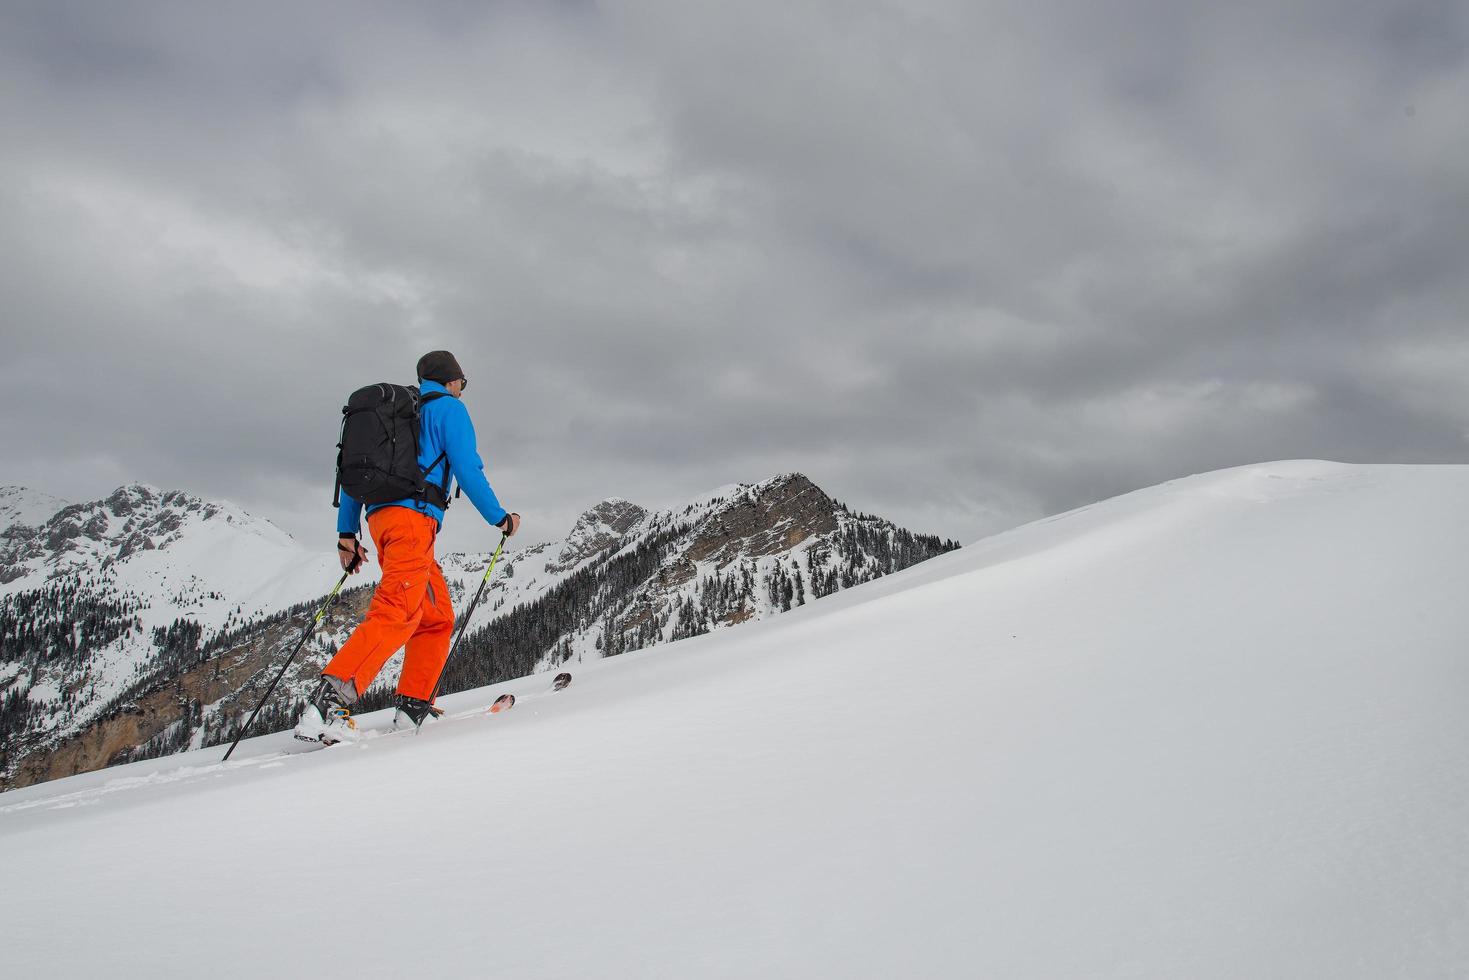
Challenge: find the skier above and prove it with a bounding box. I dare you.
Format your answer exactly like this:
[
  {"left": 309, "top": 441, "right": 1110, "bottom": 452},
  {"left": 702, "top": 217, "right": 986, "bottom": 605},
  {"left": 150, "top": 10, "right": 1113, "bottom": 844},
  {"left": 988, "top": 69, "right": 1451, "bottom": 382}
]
[{"left": 295, "top": 350, "right": 520, "bottom": 744}]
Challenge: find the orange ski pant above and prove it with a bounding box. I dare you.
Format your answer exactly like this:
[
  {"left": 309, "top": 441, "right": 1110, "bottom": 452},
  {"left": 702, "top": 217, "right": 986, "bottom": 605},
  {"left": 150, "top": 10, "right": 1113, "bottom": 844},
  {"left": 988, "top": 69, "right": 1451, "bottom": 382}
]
[{"left": 322, "top": 506, "right": 454, "bottom": 703}]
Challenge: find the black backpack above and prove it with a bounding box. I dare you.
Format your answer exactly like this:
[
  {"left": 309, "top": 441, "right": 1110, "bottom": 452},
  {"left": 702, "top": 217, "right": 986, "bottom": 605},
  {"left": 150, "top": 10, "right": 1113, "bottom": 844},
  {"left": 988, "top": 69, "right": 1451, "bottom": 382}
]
[{"left": 333, "top": 383, "right": 452, "bottom": 510}]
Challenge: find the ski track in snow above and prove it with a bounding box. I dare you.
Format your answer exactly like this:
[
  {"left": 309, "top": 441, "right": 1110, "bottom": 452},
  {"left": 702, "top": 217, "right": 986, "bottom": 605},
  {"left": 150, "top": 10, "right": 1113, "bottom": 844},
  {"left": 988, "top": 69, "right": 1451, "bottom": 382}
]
[
  {"left": 0, "top": 677, "right": 575, "bottom": 817},
  {"left": 3, "top": 461, "right": 1469, "bottom": 978}
]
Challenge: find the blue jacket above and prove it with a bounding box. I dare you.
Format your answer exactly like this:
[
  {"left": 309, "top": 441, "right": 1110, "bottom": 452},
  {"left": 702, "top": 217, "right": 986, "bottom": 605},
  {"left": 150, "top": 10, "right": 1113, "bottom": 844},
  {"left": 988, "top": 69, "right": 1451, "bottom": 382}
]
[{"left": 336, "top": 379, "right": 509, "bottom": 535}]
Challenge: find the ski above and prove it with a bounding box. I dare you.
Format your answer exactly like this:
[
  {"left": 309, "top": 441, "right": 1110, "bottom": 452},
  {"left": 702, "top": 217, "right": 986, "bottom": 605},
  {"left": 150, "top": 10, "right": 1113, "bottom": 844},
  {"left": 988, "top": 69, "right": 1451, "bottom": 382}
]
[
  {"left": 487, "top": 672, "right": 573, "bottom": 714},
  {"left": 288, "top": 728, "right": 357, "bottom": 750},
  {"left": 279, "top": 671, "right": 575, "bottom": 751}
]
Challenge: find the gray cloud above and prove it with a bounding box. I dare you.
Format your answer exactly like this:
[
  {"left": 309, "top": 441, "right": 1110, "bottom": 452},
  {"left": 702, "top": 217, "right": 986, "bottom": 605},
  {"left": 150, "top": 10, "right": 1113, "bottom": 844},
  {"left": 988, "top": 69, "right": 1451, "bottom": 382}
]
[{"left": 2, "top": 0, "right": 1466, "bottom": 556}]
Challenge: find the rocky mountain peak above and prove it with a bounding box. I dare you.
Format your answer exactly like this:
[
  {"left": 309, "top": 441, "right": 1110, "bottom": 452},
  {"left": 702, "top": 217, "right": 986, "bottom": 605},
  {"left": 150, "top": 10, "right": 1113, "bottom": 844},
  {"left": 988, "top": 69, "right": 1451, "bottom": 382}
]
[
  {"left": 687, "top": 472, "right": 839, "bottom": 567},
  {"left": 585, "top": 497, "right": 646, "bottom": 528},
  {"left": 550, "top": 498, "right": 649, "bottom": 572},
  {"left": 0, "top": 483, "right": 283, "bottom": 590},
  {"left": 103, "top": 484, "right": 164, "bottom": 515}
]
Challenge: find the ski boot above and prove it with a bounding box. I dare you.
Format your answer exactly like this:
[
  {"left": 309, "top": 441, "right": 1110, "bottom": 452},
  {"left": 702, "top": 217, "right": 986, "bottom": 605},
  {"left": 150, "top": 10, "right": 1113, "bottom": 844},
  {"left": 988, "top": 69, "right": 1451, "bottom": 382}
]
[
  {"left": 294, "top": 676, "right": 360, "bottom": 746},
  {"left": 393, "top": 694, "right": 443, "bottom": 731}
]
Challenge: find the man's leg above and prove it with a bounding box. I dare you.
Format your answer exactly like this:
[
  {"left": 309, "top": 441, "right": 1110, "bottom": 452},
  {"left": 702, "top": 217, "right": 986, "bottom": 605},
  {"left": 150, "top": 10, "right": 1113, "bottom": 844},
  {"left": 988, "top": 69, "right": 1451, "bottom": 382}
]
[
  {"left": 398, "top": 559, "right": 455, "bottom": 702},
  {"left": 322, "top": 508, "right": 438, "bottom": 700}
]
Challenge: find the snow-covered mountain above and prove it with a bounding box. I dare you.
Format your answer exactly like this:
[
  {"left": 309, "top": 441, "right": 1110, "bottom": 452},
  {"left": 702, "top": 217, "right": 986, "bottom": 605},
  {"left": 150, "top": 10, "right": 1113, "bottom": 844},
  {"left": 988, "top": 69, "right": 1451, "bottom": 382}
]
[
  {"left": 0, "top": 482, "right": 328, "bottom": 609},
  {"left": 1, "top": 474, "right": 957, "bottom": 787},
  {"left": 4, "top": 460, "right": 1465, "bottom": 978},
  {"left": 0, "top": 486, "right": 70, "bottom": 537},
  {"left": 0, "top": 484, "right": 341, "bottom": 773}
]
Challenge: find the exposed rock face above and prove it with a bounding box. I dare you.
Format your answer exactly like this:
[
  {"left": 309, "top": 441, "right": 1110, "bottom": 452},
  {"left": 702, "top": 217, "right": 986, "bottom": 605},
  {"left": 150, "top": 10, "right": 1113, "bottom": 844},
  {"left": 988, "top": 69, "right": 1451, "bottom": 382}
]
[
  {"left": 687, "top": 474, "right": 839, "bottom": 567},
  {"left": 105, "top": 487, "right": 140, "bottom": 517},
  {"left": 548, "top": 498, "right": 648, "bottom": 573}
]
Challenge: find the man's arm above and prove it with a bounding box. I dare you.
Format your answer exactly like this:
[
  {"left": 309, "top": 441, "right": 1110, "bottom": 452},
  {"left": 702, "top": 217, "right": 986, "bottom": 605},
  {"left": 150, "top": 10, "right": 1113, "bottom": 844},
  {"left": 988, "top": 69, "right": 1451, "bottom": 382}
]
[
  {"left": 441, "top": 401, "right": 510, "bottom": 528},
  {"left": 336, "top": 491, "right": 368, "bottom": 572},
  {"left": 337, "top": 489, "right": 364, "bottom": 535}
]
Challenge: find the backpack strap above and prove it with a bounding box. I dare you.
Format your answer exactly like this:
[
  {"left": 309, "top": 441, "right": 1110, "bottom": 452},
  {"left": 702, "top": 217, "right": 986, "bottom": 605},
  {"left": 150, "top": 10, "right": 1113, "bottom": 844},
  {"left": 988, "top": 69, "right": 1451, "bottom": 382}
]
[
  {"left": 415, "top": 388, "right": 453, "bottom": 508},
  {"left": 332, "top": 405, "right": 349, "bottom": 507},
  {"left": 421, "top": 450, "right": 449, "bottom": 486},
  {"left": 419, "top": 450, "right": 449, "bottom": 508}
]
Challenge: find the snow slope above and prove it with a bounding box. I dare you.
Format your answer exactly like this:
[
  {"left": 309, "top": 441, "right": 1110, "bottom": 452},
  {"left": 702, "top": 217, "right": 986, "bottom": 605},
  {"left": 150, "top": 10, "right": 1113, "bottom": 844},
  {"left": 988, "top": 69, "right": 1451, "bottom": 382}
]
[
  {"left": 0, "top": 485, "right": 69, "bottom": 531},
  {"left": 3, "top": 461, "right": 1467, "bottom": 978}
]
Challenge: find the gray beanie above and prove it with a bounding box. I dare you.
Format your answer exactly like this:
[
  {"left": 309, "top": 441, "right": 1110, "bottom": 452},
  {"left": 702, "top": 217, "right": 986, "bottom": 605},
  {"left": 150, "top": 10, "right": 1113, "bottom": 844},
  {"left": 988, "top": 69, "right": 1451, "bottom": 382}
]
[{"left": 416, "top": 350, "right": 465, "bottom": 385}]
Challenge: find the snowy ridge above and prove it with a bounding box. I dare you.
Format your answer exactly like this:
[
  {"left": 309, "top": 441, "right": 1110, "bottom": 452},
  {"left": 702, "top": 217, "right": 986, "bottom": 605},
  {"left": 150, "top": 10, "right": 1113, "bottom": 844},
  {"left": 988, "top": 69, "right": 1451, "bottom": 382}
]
[
  {"left": 436, "top": 472, "right": 922, "bottom": 674},
  {"left": 0, "top": 485, "right": 69, "bottom": 533},
  {"left": 0, "top": 483, "right": 322, "bottom": 616},
  {"left": 3, "top": 460, "right": 1467, "bottom": 977},
  {"left": 437, "top": 476, "right": 805, "bottom": 636}
]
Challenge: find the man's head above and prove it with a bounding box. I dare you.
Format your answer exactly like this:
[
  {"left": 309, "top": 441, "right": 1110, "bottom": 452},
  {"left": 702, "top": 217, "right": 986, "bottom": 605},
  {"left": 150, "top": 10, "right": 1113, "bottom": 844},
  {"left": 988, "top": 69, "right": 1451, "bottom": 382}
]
[{"left": 417, "top": 350, "right": 467, "bottom": 399}]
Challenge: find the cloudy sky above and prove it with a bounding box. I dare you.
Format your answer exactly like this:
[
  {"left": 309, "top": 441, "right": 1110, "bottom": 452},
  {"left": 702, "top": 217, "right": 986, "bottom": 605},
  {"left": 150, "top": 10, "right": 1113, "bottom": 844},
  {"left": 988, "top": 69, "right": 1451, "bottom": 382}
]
[{"left": 2, "top": 0, "right": 1465, "bottom": 554}]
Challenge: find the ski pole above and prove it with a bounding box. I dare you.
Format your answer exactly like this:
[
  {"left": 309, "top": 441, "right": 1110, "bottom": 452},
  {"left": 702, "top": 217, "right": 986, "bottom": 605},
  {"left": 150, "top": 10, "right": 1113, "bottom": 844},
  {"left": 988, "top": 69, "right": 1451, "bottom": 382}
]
[
  {"left": 427, "top": 532, "right": 507, "bottom": 705},
  {"left": 222, "top": 566, "right": 354, "bottom": 762}
]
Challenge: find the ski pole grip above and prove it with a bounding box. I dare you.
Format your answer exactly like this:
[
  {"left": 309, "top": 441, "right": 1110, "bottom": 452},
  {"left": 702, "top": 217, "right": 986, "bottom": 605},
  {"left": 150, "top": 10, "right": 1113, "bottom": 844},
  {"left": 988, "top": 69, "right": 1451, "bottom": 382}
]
[{"left": 338, "top": 538, "right": 364, "bottom": 574}]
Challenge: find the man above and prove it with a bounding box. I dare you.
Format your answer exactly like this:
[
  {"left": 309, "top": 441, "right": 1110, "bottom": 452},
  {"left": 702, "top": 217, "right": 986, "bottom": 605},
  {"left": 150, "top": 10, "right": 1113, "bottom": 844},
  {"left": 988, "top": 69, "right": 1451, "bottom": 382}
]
[{"left": 295, "top": 350, "right": 520, "bottom": 744}]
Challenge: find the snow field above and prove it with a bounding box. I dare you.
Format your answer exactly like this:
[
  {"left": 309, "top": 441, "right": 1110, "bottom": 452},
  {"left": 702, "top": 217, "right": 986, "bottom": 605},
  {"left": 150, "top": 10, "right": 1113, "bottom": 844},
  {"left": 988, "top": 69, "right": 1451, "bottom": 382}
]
[{"left": 2, "top": 461, "right": 1468, "bottom": 978}]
